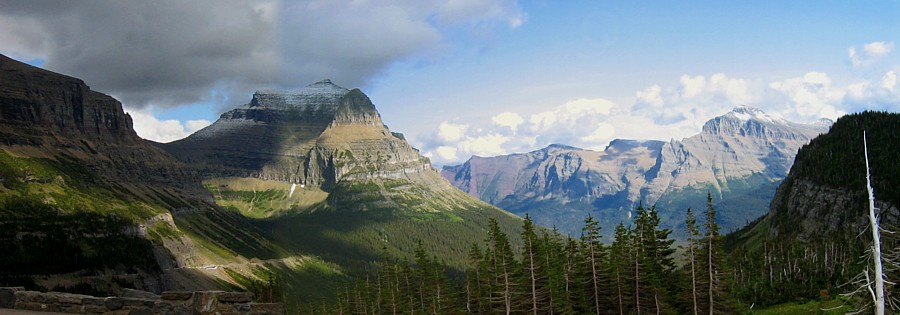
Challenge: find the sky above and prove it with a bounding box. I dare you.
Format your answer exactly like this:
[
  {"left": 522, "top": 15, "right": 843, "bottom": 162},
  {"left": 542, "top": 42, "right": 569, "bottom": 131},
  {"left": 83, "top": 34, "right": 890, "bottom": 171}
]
[{"left": 2, "top": 0, "right": 899, "bottom": 166}]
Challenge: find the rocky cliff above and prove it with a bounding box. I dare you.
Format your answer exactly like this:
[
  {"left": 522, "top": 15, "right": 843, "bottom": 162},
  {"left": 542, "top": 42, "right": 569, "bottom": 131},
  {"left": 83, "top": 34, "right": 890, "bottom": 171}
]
[
  {"left": 0, "top": 54, "right": 210, "bottom": 208},
  {"left": 443, "top": 106, "right": 830, "bottom": 236}
]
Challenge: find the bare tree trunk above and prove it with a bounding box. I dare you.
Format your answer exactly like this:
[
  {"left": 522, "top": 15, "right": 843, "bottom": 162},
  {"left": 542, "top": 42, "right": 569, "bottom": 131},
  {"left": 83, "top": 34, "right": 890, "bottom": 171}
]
[
  {"left": 690, "top": 242, "right": 699, "bottom": 315},
  {"left": 864, "top": 131, "right": 885, "bottom": 315},
  {"left": 617, "top": 270, "right": 624, "bottom": 315},
  {"left": 708, "top": 231, "right": 714, "bottom": 315}
]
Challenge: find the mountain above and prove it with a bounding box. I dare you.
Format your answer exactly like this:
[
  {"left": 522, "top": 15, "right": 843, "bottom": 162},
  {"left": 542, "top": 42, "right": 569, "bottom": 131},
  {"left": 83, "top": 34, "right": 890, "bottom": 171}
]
[
  {"left": 159, "top": 80, "right": 524, "bottom": 287},
  {"left": 443, "top": 106, "right": 831, "bottom": 237},
  {"left": 163, "top": 79, "right": 439, "bottom": 189}
]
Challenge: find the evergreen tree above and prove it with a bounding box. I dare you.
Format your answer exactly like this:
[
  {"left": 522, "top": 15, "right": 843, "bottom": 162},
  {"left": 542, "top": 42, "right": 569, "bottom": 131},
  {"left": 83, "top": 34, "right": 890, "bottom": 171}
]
[
  {"left": 580, "top": 214, "right": 606, "bottom": 315},
  {"left": 541, "top": 228, "right": 576, "bottom": 314},
  {"left": 629, "top": 204, "right": 677, "bottom": 314},
  {"left": 521, "top": 214, "right": 551, "bottom": 314},
  {"left": 608, "top": 223, "right": 635, "bottom": 315},
  {"left": 487, "top": 218, "right": 519, "bottom": 314},
  {"left": 648, "top": 206, "right": 677, "bottom": 313},
  {"left": 562, "top": 236, "right": 582, "bottom": 314},
  {"left": 700, "top": 192, "right": 731, "bottom": 314},
  {"left": 466, "top": 243, "right": 487, "bottom": 313}
]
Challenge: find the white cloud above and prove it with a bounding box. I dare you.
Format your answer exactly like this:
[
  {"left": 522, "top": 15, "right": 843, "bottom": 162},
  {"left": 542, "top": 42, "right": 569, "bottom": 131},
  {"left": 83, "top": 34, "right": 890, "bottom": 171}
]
[
  {"left": 438, "top": 122, "right": 468, "bottom": 142},
  {"left": 631, "top": 73, "right": 754, "bottom": 127},
  {"left": 433, "top": 146, "right": 459, "bottom": 161},
  {"left": 850, "top": 41, "right": 894, "bottom": 68},
  {"left": 529, "top": 98, "right": 614, "bottom": 132},
  {"left": 680, "top": 75, "right": 706, "bottom": 99},
  {"left": 579, "top": 123, "right": 615, "bottom": 144},
  {"left": 882, "top": 70, "right": 897, "bottom": 90},
  {"left": 768, "top": 71, "right": 844, "bottom": 119},
  {"left": 678, "top": 73, "right": 751, "bottom": 104},
  {"left": 458, "top": 134, "right": 510, "bottom": 157},
  {"left": 491, "top": 111, "right": 524, "bottom": 131},
  {"left": 636, "top": 85, "right": 663, "bottom": 107},
  {"left": 844, "top": 69, "right": 900, "bottom": 108},
  {"left": 125, "top": 107, "right": 211, "bottom": 143},
  {"left": 421, "top": 97, "right": 620, "bottom": 165}
]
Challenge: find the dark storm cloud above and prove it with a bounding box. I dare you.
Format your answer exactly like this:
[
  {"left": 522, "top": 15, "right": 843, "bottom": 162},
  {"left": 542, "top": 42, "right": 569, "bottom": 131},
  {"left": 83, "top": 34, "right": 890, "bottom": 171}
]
[
  {"left": 0, "top": 1, "right": 522, "bottom": 110},
  {"left": 1, "top": 1, "right": 278, "bottom": 108}
]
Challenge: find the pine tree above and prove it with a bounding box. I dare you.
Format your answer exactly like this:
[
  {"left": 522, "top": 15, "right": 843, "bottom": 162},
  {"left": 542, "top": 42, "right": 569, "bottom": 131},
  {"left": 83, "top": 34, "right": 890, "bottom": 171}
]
[
  {"left": 699, "top": 192, "right": 731, "bottom": 314},
  {"left": 541, "top": 228, "right": 576, "bottom": 314},
  {"left": 487, "top": 218, "right": 518, "bottom": 314},
  {"left": 413, "top": 241, "right": 433, "bottom": 313},
  {"left": 466, "top": 243, "right": 487, "bottom": 313},
  {"left": 521, "top": 214, "right": 551, "bottom": 314},
  {"left": 645, "top": 206, "right": 677, "bottom": 314},
  {"left": 609, "top": 223, "right": 635, "bottom": 315}
]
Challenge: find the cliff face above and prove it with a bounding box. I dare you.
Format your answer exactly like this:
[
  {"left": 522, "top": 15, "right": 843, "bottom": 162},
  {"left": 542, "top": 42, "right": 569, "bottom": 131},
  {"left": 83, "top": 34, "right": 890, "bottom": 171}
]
[
  {"left": 766, "top": 111, "right": 900, "bottom": 240},
  {"left": 0, "top": 55, "right": 138, "bottom": 143},
  {"left": 0, "top": 54, "right": 210, "bottom": 206},
  {"left": 162, "top": 80, "right": 437, "bottom": 188},
  {"left": 442, "top": 106, "right": 830, "bottom": 236}
]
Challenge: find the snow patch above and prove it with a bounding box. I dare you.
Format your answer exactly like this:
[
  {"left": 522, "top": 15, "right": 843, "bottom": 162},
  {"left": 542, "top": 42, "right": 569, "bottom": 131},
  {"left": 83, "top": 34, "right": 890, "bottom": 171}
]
[
  {"left": 254, "top": 79, "right": 350, "bottom": 110},
  {"left": 289, "top": 182, "right": 297, "bottom": 199},
  {"left": 726, "top": 105, "right": 786, "bottom": 124}
]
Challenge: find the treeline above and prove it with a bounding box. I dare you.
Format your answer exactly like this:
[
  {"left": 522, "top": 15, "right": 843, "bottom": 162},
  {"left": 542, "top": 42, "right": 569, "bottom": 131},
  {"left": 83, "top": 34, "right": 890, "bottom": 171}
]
[{"left": 313, "top": 194, "right": 734, "bottom": 314}]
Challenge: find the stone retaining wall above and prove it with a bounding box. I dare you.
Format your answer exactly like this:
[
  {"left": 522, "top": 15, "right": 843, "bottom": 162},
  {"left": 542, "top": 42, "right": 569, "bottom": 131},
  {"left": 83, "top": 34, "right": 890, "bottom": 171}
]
[{"left": 0, "top": 287, "right": 284, "bottom": 314}]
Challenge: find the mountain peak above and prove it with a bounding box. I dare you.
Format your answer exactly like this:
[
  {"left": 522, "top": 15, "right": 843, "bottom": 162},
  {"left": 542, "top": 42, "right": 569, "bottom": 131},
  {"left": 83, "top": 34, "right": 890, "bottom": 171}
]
[
  {"left": 252, "top": 79, "right": 350, "bottom": 110},
  {"left": 725, "top": 105, "right": 785, "bottom": 124},
  {"left": 544, "top": 143, "right": 580, "bottom": 151}
]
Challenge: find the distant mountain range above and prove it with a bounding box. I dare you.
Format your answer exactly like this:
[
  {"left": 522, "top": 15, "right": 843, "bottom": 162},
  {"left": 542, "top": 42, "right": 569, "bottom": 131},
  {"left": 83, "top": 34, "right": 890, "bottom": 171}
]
[{"left": 442, "top": 106, "right": 832, "bottom": 237}]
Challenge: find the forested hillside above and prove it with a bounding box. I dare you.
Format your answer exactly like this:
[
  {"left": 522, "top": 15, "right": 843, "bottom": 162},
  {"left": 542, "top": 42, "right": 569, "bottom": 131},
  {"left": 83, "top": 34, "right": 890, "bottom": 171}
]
[{"left": 726, "top": 111, "right": 900, "bottom": 310}]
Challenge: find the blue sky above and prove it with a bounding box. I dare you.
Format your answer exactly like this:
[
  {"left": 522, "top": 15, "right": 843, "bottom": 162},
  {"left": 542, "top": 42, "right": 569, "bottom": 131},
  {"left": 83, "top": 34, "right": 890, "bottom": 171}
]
[{"left": 2, "top": 0, "right": 899, "bottom": 165}]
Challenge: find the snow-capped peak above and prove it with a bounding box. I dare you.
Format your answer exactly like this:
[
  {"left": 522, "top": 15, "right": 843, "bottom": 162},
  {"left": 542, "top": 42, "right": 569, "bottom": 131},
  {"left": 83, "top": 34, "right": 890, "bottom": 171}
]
[
  {"left": 252, "top": 79, "right": 350, "bottom": 110},
  {"left": 725, "top": 105, "right": 785, "bottom": 124}
]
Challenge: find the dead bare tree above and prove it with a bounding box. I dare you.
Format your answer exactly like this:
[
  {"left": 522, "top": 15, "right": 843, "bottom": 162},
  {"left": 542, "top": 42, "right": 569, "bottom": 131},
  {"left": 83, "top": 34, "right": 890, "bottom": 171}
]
[{"left": 842, "top": 131, "right": 889, "bottom": 315}]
